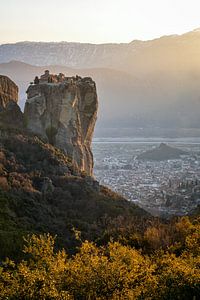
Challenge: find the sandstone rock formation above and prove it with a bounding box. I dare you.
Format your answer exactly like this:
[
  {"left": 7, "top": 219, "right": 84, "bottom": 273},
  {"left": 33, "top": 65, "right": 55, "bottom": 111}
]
[
  {"left": 0, "top": 75, "right": 18, "bottom": 108},
  {"left": 24, "top": 75, "right": 98, "bottom": 175},
  {"left": 0, "top": 75, "right": 23, "bottom": 128}
]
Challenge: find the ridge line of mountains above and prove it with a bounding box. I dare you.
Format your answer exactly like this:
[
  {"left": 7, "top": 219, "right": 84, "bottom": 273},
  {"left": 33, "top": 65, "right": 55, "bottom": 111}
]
[{"left": 1, "top": 28, "right": 200, "bottom": 137}]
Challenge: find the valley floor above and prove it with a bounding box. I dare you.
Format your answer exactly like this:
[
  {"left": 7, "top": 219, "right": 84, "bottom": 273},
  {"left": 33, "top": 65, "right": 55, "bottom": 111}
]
[{"left": 93, "top": 138, "right": 200, "bottom": 217}]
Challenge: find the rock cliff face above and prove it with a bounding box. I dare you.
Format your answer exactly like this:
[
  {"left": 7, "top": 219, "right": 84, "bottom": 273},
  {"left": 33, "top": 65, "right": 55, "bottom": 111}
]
[
  {"left": 24, "top": 77, "right": 98, "bottom": 175},
  {"left": 0, "top": 75, "right": 18, "bottom": 108},
  {"left": 0, "top": 75, "right": 23, "bottom": 127}
]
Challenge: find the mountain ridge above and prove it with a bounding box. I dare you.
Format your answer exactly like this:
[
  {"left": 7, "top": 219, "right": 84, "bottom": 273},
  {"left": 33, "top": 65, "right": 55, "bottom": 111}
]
[
  {"left": 1, "top": 28, "right": 200, "bottom": 136},
  {"left": 2, "top": 27, "right": 200, "bottom": 46}
]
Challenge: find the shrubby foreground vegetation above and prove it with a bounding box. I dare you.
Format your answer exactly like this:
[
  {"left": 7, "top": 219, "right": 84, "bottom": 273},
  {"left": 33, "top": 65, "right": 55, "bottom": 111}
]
[
  {"left": 0, "top": 130, "right": 199, "bottom": 299},
  {"left": 0, "top": 216, "right": 199, "bottom": 300}
]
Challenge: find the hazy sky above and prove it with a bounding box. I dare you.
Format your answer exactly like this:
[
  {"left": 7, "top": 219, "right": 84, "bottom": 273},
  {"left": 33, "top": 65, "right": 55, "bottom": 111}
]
[{"left": 1, "top": 0, "right": 200, "bottom": 44}]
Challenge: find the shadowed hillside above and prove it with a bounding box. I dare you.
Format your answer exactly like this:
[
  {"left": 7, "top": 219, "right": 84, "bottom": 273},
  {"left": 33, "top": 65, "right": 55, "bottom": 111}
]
[{"left": 0, "top": 130, "right": 147, "bottom": 260}]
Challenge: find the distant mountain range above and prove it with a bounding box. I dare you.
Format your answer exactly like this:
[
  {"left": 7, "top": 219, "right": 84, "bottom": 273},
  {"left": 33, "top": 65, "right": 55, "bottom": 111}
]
[{"left": 1, "top": 28, "right": 200, "bottom": 137}]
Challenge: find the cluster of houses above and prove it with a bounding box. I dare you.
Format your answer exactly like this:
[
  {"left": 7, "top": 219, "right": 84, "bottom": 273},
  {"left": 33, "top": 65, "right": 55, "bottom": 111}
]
[{"left": 94, "top": 147, "right": 200, "bottom": 216}]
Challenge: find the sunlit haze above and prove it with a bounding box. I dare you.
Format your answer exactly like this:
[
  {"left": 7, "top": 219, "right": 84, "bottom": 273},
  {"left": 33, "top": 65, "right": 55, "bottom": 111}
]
[{"left": 0, "top": 0, "right": 200, "bottom": 44}]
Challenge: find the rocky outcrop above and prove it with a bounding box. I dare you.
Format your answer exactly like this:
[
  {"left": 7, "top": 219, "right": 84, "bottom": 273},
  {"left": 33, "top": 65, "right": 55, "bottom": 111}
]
[
  {"left": 0, "top": 75, "right": 23, "bottom": 128},
  {"left": 24, "top": 76, "right": 98, "bottom": 175},
  {"left": 0, "top": 75, "right": 18, "bottom": 108}
]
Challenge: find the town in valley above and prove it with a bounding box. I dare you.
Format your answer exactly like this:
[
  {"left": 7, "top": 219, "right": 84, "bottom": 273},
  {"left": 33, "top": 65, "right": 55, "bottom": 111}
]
[{"left": 93, "top": 138, "right": 200, "bottom": 217}]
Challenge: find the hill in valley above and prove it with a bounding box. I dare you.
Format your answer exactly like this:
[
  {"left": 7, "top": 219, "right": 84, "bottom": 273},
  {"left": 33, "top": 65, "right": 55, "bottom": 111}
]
[{"left": 137, "top": 143, "right": 188, "bottom": 161}]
